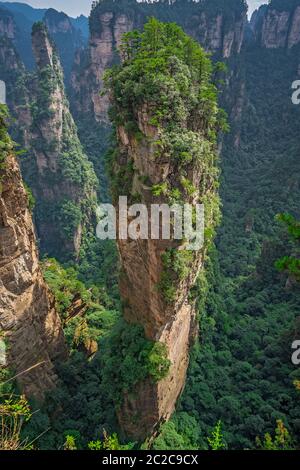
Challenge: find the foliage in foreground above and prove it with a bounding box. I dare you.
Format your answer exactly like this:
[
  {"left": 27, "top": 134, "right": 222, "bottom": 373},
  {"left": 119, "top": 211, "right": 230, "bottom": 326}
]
[
  {"left": 0, "top": 395, "right": 32, "bottom": 450},
  {"left": 256, "top": 419, "right": 295, "bottom": 451}
]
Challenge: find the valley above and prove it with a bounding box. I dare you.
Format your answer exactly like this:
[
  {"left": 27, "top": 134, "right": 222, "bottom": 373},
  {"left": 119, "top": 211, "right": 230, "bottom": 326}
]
[{"left": 0, "top": 0, "right": 299, "bottom": 451}]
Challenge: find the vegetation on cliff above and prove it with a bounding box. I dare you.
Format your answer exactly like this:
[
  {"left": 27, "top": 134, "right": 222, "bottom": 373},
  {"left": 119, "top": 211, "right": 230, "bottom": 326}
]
[
  {"left": 90, "top": 0, "right": 247, "bottom": 37},
  {"left": 105, "top": 18, "right": 223, "bottom": 308},
  {"left": 101, "top": 17, "right": 226, "bottom": 439},
  {"left": 275, "top": 214, "right": 300, "bottom": 281},
  {"left": 0, "top": 105, "right": 12, "bottom": 166},
  {"left": 19, "top": 257, "right": 170, "bottom": 448},
  {"left": 1, "top": 0, "right": 300, "bottom": 452},
  {"left": 27, "top": 23, "right": 98, "bottom": 260},
  {"left": 152, "top": 38, "right": 300, "bottom": 451}
]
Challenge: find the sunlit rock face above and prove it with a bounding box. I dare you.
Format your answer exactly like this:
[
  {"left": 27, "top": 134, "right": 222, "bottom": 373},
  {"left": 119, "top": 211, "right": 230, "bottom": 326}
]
[
  {"left": 0, "top": 150, "right": 67, "bottom": 402},
  {"left": 70, "top": 0, "right": 247, "bottom": 124}
]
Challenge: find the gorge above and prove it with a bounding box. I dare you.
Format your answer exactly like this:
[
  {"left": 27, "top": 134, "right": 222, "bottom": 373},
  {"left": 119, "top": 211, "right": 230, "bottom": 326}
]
[
  {"left": 0, "top": 105, "right": 66, "bottom": 403},
  {"left": 0, "top": 0, "right": 299, "bottom": 451}
]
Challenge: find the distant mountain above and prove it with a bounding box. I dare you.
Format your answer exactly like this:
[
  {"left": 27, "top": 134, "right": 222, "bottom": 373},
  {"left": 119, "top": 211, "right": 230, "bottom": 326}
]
[
  {"left": 43, "top": 8, "right": 87, "bottom": 81},
  {"left": 1, "top": 1, "right": 46, "bottom": 21},
  {"left": 71, "top": 14, "right": 89, "bottom": 41},
  {"left": 1, "top": 1, "right": 89, "bottom": 38},
  {"left": 0, "top": 2, "right": 88, "bottom": 75}
]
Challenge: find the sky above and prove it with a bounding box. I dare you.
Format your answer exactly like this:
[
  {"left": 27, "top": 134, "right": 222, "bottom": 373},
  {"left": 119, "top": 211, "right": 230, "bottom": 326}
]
[{"left": 2, "top": 0, "right": 267, "bottom": 18}]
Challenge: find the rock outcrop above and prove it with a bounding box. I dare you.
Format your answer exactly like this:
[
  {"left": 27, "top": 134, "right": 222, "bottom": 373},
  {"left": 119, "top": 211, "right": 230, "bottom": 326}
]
[
  {"left": 43, "top": 8, "right": 85, "bottom": 82},
  {"left": 0, "top": 7, "right": 15, "bottom": 40},
  {"left": 106, "top": 20, "right": 221, "bottom": 439},
  {"left": 0, "top": 34, "right": 33, "bottom": 165},
  {"left": 0, "top": 4, "right": 40, "bottom": 70},
  {"left": 70, "top": 0, "right": 247, "bottom": 124},
  {"left": 71, "top": 10, "right": 134, "bottom": 123},
  {"left": 183, "top": 9, "right": 246, "bottom": 58},
  {"left": 0, "top": 4, "right": 86, "bottom": 74},
  {"left": 251, "top": 0, "right": 300, "bottom": 49},
  {"left": 0, "top": 35, "right": 23, "bottom": 76},
  {"left": 0, "top": 109, "right": 66, "bottom": 401},
  {"left": 44, "top": 8, "right": 74, "bottom": 35},
  {"left": 0, "top": 21, "right": 98, "bottom": 260},
  {"left": 115, "top": 114, "right": 207, "bottom": 439},
  {"left": 22, "top": 23, "right": 98, "bottom": 261}
]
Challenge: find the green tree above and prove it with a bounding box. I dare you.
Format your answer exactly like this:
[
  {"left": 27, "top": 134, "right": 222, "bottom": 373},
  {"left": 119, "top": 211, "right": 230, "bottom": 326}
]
[
  {"left": 256, "top": 420, "right": 294, "bottom": 451},
  {"left": 207, "top": 421, "right": 226, "bottom": 450},
  {"left": 88, "top": 431, "right": 133, "bottom": 450},
  {"left": 0, "top": 396, "right": 32, "bottom": 450},
  {"left": 275, "top": 213, "right": 300, "bottom": 280}
]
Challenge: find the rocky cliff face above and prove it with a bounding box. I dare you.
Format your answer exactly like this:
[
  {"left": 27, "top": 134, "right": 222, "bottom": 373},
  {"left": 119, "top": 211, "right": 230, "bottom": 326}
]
[
  {"left": 0, "top": 4, "right": 39, "bottom": 70},
  {"left": 71, "top": 10, "right": 135, "bottom": 123},
  {"left": 115, "top": 115, "right": 208, "bottom": 439},
  {"left": 0, "top": 33, "right": 32, "bottom": 163},
  {"left": 43, "top": 8, "right": 85, "bottom": 82},
  {"left": 106, "top": 21, "right": 221, "bottom": 438},
  {"left": 70, "top": 0, "right": 247, "bottom": 124},
  {"left": 0, "top": 36, "right": 23, "bottom": 76},
  {"left": 0, "top": 4, "right": 86, "bottom": 74},
  {"left": 0, "top": 109, "right": 66, "bottom": 401},
  {"left": 44, "top": 8, "right": 74, "bottom": 35},
  {"left": 0, "top": 7, "right": 15, "bottom": 40},
  {"left": 251, "top": 1, "right": 300, "bottom": 48},
  {"left": 224, "top": 1, "right": 300, "bottom": 155},
  {"left": 0, "top": 21, "right": 97, "bottom": 260},
  {"left": 23, "top": 23, "right": 97, "bottom": 261},
  {"left": 183, "top": 9, "right": 245, "bottom": 58}
]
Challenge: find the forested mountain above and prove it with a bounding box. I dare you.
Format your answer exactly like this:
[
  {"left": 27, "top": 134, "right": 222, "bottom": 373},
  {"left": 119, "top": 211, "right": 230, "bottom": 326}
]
[
  {"left": 0, "top": 2, "right": 88, "bottom": 72},
  {"left": 0, "top": 104, "right": 67, "bottom": 403},
  {"left": 0, "top": 0, "right": 299, "bottom": 451},
  {"left": 168, "top": 3, "right": 300, "bottom": 446},
  {"left": 0, "top": 21, "right": 98, "bottom": 260}
]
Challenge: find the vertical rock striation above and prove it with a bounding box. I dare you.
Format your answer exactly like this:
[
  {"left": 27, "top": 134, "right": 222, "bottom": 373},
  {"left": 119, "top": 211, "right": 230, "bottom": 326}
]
[
  {"left": 71, "top": 8, "right": 135, "bottom": 123},
  {"left": 0, "top": 7, "right": 15, "bottom": 40},
  {"left": 105, "top": 19, "right": 221, "bottom": 439},
  {"left": 0, "top": 23, "right": 98, "bottom": 259},
  {"left": 70, "top": 0, "right": 247, "bottom": 125},
  {"left": 0, "top": 106, "right": 66, "bottom": 401},
  {"left": 25, "top": 23, "right": 98, "bottom": 260},
  {"left": 251, "top": 0, "right": 300, "bottom": 49},
  {"left": 0, "top": 22, "right": 98, "bottom": 261},
  {"left": 43, "top": 8, "right": 86, "bottom": 82}
]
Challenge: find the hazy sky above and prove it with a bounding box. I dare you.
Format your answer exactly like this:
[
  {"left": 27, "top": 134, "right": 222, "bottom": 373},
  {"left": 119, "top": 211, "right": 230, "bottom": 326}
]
[{"left": 3, "top": 0, "right": 267, "bottom": 18}]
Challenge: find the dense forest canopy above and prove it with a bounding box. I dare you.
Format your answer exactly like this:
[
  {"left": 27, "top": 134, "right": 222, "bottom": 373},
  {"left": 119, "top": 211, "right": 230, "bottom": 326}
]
[{"left": 90, "top": 0, "right": 247, "bottom": 35}]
